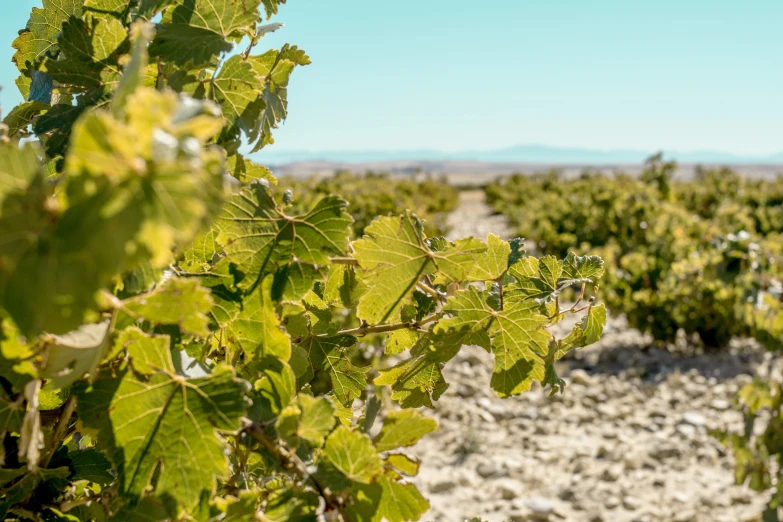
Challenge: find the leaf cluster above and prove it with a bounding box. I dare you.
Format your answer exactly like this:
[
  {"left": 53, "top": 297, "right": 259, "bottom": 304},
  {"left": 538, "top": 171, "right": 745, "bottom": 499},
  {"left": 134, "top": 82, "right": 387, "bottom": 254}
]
[
  {"left": 485, "top": 156, "right": 783, "bottom": 350},
  {"left": 0, "top": 2, "right": 608, "bottom": 521}
]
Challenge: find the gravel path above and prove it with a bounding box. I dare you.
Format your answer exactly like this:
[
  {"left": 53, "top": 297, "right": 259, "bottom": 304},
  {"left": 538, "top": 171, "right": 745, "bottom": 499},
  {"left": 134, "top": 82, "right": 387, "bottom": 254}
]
[{"left": 409, "top": 190, "right": 772, "bottom": 522}]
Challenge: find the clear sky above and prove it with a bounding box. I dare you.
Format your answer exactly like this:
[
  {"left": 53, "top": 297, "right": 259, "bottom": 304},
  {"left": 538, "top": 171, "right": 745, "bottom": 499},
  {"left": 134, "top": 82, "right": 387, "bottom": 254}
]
[{"left": 1, "top": 1, "right": 781, "bottom": 156}]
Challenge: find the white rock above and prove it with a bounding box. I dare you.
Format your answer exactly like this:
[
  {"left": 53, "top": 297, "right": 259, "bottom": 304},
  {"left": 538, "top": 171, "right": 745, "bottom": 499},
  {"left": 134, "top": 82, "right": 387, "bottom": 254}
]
[
  {"left": 623, "top": 496, "right": 641, "bottom": 510},
  {"left": 570, "top": 369, "right": 593, "bottom": 385},
  {"left": 496, "top": 478, "right": 525, "bottom": 500},
  {"left": 681, "top": 412, "right": 707, "bottom": 427}
]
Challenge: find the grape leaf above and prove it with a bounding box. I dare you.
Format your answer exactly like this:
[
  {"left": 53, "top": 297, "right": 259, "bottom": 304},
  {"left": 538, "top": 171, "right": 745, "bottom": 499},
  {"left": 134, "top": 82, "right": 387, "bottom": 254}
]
[
  {"left": 225, "top": 275, "right": 291, "bottom": 362},
  {"left": 2, "top": 102, "right": 49, "bottom": 138},
  {"left": 353, "top": 213, "right": 485, "bottom": 324},
  {"left": 248, "top": 356, "right": 295, "bottom": 423},
  {"left": 324, "top": 426, "right": 383, "bottom": 484},
  {"left": 262, "top": 487, "right": 319, "bottom": 521},
  {"left": 121, "top": 277, "right": 214, "bottom": 337},
  {"left": 375, "top": 474, "right": 430, "bottom": 522},
  {"left": 114, "top": 327, "right": 172, "bottom": 375},
  {"left": 45, "top": 13, "right": 128, "bottom": 92},
  {"left": 211, "top": 55, "right": 265, "bottom": 136},
  {"left": 558, "top": 303, "right": 607, "bottom": 355},
  {"left": 385, "top": 454, "right": 420, "bottom": 476},
  {"left": 373, "top": 410, "right": 437, "bottom": 452},
  {"left": 0, "top": 319, "right": 37, "bottom": 393},
  {"left": 299, "top": 335, "right": 367, "bottom": 406},
  {"left": 439, "top": 286, "right": 550, "bottom": 396},
  {"left": 226, "top": 153, "right": 276, "bottom": 184},
  {"left": 467, "top": 233, "right": 511, "bottom": 281},
  {"left": 247, "top": 46, "right": 311, "bottom": 152},
  {"left": 562, "top": 252, "right": 605, "bottom": 281},
  {"left": 374, "top": 349, "right": 448, "bottom": 409},
  {"left": 151, "top": 0, "right": 262, "bottom": 67},
  {"left": 217, "top": 184, "right": 351, "bottom": 290},
  {"left": 506, "top": 256, "right": 558, "bottom": 301},
  {"left": 12, "top": 0, "right": 84, "bottom": 74},
  {"left": 75, "top": 364, "right": 245, "bottom": 510},
  {"left": 68, "top": 448, "right": 114, "bottom": 486}
]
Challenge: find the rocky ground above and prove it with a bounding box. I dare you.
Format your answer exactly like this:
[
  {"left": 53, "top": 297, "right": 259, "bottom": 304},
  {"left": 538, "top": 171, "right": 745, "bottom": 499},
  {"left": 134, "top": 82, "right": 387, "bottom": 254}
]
[{"left": 407, "top": 191, "right": 776, "bottom": 521}]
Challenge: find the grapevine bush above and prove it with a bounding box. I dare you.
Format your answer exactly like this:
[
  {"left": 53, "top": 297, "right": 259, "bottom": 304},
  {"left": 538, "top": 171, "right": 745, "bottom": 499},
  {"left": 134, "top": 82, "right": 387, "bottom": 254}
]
[
  {"left": 0, "top": 2, "right": 607, "bottom": 520},
  {"left": 278, "top": 171, "right": 459, "bottom": 237},
  {"left": 486, "top": 155, "right": 783, "bottom": 349}
]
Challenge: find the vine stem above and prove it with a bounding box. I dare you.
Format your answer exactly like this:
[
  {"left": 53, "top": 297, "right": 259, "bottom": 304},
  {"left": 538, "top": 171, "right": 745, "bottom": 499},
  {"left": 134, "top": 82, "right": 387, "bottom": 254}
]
[
  {"left": 242, "top": 421, "right": 341, "bottom": 512},
  {"left": 320, "top": 313, "right": 439, "bottom": 338},
  {"left": 39, "top": 395, "right": 77, "bottom": 469}
]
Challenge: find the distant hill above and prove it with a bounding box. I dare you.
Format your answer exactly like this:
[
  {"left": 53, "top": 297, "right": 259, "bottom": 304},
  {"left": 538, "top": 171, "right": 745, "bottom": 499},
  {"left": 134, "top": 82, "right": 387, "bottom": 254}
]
[{"left": 253, "top": 144, "right": 783, "bottom": 167}]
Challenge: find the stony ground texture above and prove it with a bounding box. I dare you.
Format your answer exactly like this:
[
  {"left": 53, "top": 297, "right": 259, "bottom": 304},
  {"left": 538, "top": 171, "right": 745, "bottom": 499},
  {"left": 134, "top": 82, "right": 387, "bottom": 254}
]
[{"left": 408, "top": 191, "right": 774, "bottom": 522}]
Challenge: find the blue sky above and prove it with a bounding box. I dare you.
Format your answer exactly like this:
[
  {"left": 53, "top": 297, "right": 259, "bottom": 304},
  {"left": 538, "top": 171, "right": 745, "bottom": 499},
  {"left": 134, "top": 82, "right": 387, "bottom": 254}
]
[{"left": 2, "top": 1, "right": 781, "bottom": 158}]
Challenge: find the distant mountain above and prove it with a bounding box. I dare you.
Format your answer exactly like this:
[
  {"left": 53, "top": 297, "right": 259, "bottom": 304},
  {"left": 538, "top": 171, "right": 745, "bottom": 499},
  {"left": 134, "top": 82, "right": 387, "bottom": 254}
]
[{"left": 253, "top": 144, "right": 783, "bottom": 166}]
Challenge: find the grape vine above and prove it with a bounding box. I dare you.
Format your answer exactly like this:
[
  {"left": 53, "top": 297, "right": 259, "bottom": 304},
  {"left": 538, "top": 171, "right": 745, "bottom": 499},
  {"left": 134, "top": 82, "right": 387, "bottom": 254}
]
[{"left": 0, "top": 2, "right": 606, "bottom": 520}]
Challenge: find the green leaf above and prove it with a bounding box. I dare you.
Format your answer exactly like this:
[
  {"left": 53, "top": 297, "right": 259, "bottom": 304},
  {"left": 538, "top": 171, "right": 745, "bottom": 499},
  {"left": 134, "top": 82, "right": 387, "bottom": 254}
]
[
  {"left": 115, "top": 327, "right": 173, "bottom": 375},
  {"left": 385, "top": 454, "right": 420, "bottom": 476},
  {"left": 31, "top": 103, "right": 85, "bottom": 158},
  {"left": 375, "top": 474, "right": 430, "bottom": 522},
  {"left": 151, "top": 0, "right": 262, "bottom": 67},
  {"left": 295, "top": 394, "right": 336, "bottom": 447},
  {"left": 323, "top": 263, "right": 358, "bottom": 308},
  {"left": 272, "top": 262, "right": 325, "bottom": 302},
  {"left": 467, "top": 233, "right": 511, "bottom": 281},
  {"left": 247, "top": 356, "right": 295, "bottom": 423},
  {"left": 384, "top": 329, "right": 419, "bottom": 356},
  {"left": 299, "top": 335, "right": 367, "bottom": 406},
  {"left": 75, "top": 364, "right": 245, "bottom": 511},
  {"left": 0, "top": 319, "right": 37, "bottom": 393},
  {"left": 68, "top": 448, "right": 114, "bottom": 486},
  {"left": 0, "top": 467, "right": 70, "bottom": 519},
  {"left": 262, "top": 487, "right": 319, "bottom": 521},
  {"left": 122, "top": 277, "right": 214, "bottom": 337},
  {"left": 0, "top": 391, "right": 24, "bottom": 456},
  {"left": 261, "top": 0, "right": 287, "bottom": 19},
  {"left": 562, "top": 252, "right": 605, "bottom": 282},
  {"left": 211, "top": 55, "right": 264, "bottom": 136},
  {"left": 506, "top": 256, "right": 557, "bottom": 301},
  {"left": 0, "top": 142, "right": 43, "bottom": 204},
  {"left": 84, "top": 0, "right": 133, "bottom": 17},
  {"left": 247, "top": 46, "right": 311, "bottom": 152},
  {"left": 373, "top": 410, "right": 438, "bottom": 452},
  {"left": 374, "top": 341, "right": 449, "bottom": 410},
  {"left": 45, "top": 13, "right": 128, "bottom": 92},
  {"left": 3, "top": 102, "right": 49, "bottom": 138},
  {"left": 558, "top": 304, "right": 606, "bottom": 355},
  {"left": 12, "top": 0, "right": 83, "bottom": 74},
  {"left": 226, "top": 153, "right": 276, "bottom": 184},
  {"left": 324, "top": 425, "right": 383, "bottom": 484},
  {"left": 217, "top": 185, "right": 351, "bottom": 290},
  {"left": 225, "top": 275, "right": 291, "bottom": 362},
  {"left": 209, "top": 489, "right": 262, "bottom": 522},
  {"left": 438, "top": 286, "right": 550, "bottom": 396},
  {"left": 353, "top": 214, "right": 485, "bottom": 324}
]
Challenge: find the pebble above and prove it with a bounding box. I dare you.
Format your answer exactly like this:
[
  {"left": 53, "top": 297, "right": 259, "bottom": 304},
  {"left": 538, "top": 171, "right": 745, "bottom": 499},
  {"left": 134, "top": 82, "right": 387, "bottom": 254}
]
[
  {"left": 682, "top": 412, "right": 708, "bottom": 427},
  {"left": 476, "top": 461, "right": 502, "bottom": 478},
  {"left": 623, "top": 495, "right": 642, "bottom": 510},
  {"left": 496, "top": 479, "right": 525, "bottom": 500},
  {"left": 525, "top": 497, "right": 555, "bottom": 517},
  {"left": 429, "top": 478, "right": 456, "bottom": 494}
]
